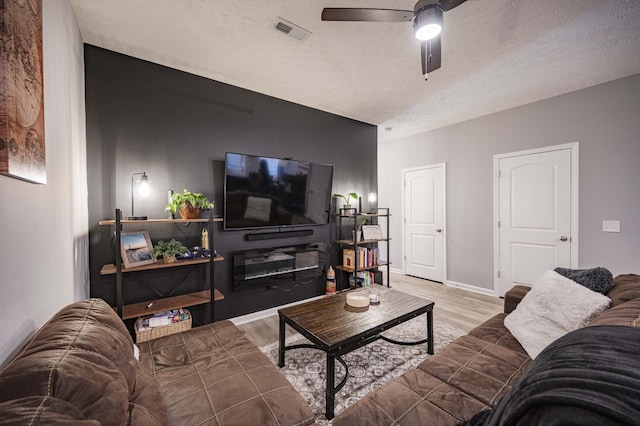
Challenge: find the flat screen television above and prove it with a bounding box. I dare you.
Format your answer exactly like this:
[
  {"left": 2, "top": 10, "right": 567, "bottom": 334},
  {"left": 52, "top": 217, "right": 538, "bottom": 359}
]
[{"left": 224, "top": 152, "right": 334, "bottom": 230}]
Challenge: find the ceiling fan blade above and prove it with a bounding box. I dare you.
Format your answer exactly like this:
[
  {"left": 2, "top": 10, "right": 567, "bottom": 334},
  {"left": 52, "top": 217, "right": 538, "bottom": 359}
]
[
  {"left": 321, "top": 8, "right": 413, "bottom": 22},
  {"left": 438, "top": 0, "right": 468, "bottom": 12},
  {"left": 421, "top": 37, "right": 441, "bottom": 79}
]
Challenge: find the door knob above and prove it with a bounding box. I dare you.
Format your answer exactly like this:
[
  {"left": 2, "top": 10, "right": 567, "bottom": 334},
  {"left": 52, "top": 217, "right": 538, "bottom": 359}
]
[
  {"left": 436, "top": 229, "right": 442, "bottom": 233},
  {"left": 560, "top": 236, "right": 568, "bottom": 241}
]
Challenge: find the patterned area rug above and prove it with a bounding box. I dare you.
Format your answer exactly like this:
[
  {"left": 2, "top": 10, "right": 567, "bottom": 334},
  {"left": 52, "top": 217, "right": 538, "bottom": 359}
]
[{"left": 260, "top": 317, "right": 466, "bottom": 424}]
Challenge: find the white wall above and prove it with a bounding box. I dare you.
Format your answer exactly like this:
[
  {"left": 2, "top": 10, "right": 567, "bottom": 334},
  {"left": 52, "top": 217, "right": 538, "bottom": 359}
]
[
  {"left": 379, "top": 74, "right": 640, "bottom": 292},
  {"left": 0, "top": 1, "right": 87, "bottom": 366}
]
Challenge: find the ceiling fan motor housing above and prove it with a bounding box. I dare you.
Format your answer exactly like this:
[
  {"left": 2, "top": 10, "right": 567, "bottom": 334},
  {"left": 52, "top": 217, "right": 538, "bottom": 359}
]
[
  {"left": 413, "top": 0, "right": 440, "bottom": 12},
  {"left": 413, "top": 2, "right": 444, "bottom": 41}
]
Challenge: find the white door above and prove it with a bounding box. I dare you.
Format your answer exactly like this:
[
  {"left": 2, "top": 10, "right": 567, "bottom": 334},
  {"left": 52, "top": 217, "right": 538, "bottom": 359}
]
[
  {"left": 496, "top": 144, "right": 577, "bottom": 296},
  {"left": 403, "top": 164, "right": 446, "bottom": 282}
]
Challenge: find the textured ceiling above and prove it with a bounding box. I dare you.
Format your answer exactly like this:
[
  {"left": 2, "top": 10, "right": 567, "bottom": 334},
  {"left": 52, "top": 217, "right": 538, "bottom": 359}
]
[{"left": 69, "top": 0, "right": 640, "bottom": 143}]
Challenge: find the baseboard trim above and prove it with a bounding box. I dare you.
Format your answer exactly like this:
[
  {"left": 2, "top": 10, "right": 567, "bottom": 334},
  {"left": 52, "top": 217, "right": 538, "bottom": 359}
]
[
  {"left": 229, "top": 278, "right": 497, "bottom": 326},
  {"left": 228, "top": 295, "right": 325, "bottom": 326},
  {"left": 389, "top": 266, "right": 403, "bottom": 275},
  {"left": 445, "top": 280, "right": 497, "bottom": 297}
]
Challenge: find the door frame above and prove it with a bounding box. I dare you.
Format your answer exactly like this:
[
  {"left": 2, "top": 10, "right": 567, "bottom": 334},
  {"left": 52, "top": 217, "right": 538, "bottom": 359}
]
[
  {"left": 493, "top": 142, "right": 579, "bottom": 296},
  {"left": 401, "top": 163, "right": 447, "bottom": 283}
]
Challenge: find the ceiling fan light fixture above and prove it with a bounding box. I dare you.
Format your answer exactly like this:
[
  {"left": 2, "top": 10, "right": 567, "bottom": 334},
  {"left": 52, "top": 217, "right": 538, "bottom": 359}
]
[{"left": 413, "top": 4, "right": 443, "bottom": 41}]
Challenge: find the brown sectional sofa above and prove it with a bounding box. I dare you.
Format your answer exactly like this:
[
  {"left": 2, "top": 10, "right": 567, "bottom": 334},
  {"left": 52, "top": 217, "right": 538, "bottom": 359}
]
[
  {"left": 0, "top": 298, "right": 315, "bottom": 426},
  {"left": 333, "top": 273, "right": 640, "bottom": 425},
  {"left": 2, "top": 274, "right": 638, "bottom": 425}
]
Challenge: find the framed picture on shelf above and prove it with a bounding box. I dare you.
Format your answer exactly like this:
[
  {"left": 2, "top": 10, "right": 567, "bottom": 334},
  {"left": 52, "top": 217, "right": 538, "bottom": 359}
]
[
  {"left": 361, "top": 224, "right": 383, "bottom": 241},
  {"left": 120, "top": 231, "right": 156, "bottom": 269}
]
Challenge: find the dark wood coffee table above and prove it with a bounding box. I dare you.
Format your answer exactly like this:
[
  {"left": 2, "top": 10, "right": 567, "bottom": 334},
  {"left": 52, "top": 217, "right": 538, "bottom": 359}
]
[{"left": 278, "top": 287, "right": 434, "bottom": 419}]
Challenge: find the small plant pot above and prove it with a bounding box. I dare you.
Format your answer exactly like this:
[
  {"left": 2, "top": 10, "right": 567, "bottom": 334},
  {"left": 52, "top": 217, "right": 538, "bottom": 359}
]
[
  {"left": 163, "top": 255, "right": 177, "bottom": 264},
  {"left": 178, "top": 203, "right": 201, "bottom": 220},
  {"left": 343, "top": 204, "right": 352, "bottom": 209}
]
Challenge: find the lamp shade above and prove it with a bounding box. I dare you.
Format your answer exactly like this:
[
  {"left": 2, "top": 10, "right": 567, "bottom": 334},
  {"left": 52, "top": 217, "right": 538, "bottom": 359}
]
[
  {"left": 136, "top": 173, "right": 152, "bottom": 196},
  {"left": 414, "top": 4, "right": 443, "bottom": 41},
  {"left": 129, "top": 171, "right": 151, "bottom": 220}
]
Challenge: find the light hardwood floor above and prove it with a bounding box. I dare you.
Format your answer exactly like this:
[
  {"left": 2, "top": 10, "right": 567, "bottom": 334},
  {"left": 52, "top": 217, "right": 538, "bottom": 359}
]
[{"left": 237, "top": 273, "right": 504, "bottom": 348}]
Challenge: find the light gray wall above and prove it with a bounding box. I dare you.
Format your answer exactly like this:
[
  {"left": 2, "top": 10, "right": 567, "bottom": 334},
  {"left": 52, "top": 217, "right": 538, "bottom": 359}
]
[
  {"left": 0, "top": 1, "right": 88, "bottom": 366},
  {"left": 379, "top": 74, "right": 640, "bottom": 292}
]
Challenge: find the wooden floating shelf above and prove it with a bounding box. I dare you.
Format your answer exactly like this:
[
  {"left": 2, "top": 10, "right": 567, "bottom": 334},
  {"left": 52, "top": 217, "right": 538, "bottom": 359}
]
[
  {"left": 336, "top": 262, "right": 390, "bottom": 273},
  {"left": 336, "top": 213, "right": 392, "bottom": 218},
  {"left": 99, "top": 217, "right": 223, "bottom": 225},
  {"left": 115, "top": 289, "right": 225, "bottom": 320},
  {"left": 335, "top": 238, "right": 391, "bottom": 245},
  {"left": 100, "top": 255, "right": 224, "bottom": 275}
]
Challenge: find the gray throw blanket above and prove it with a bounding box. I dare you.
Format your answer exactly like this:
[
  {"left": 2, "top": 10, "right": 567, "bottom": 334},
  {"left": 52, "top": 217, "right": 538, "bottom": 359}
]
[{"left": 457, "top": 325, "right": 640, "bottom": 425}]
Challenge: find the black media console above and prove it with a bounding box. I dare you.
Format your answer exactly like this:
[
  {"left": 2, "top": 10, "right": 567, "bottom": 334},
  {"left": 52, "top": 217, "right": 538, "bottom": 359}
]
[{"left": 233, "top": 243, "right": 326, "bottom": 292}]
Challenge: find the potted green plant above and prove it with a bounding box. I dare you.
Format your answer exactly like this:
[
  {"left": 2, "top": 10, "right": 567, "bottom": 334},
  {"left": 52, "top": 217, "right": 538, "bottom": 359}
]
[
  {"left": 165, "top": 189, "right": 215, "bottom": 219},
  {"left": 153, "top": 239, "right": 189, "bottom": 263},
  {"left": 333, "top": 192, "right": 359, "bottom": 209},
  {"left": 354, "top": 217, "right": 368, "bottom": 241}
]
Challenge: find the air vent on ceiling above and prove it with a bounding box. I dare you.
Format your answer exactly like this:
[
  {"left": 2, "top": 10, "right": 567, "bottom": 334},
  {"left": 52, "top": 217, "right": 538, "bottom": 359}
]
[{"left": 273, "top": 17, "right": 311, "bottom": 42}]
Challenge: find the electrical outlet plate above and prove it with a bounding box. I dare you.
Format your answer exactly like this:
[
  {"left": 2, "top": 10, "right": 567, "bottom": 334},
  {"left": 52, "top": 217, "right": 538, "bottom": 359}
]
[{"left": 602, "top": 220, "right": 621, "bottom": 233}]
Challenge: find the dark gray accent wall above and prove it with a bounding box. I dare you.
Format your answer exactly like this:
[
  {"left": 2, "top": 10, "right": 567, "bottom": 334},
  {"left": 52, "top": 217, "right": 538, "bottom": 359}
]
[{"left": 85, "top": 45, "right": 377, "bottom": 320}]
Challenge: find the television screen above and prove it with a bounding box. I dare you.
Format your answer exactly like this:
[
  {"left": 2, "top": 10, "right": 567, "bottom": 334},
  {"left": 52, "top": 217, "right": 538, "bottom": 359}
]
[{"left": 224, "top": 152, "right": 334, "bottom": 230}]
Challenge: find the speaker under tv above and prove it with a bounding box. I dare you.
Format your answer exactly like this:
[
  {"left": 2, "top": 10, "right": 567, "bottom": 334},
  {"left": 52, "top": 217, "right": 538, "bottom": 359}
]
[{"left": 245, "top": 229, "right": 314, "bottom": 241}]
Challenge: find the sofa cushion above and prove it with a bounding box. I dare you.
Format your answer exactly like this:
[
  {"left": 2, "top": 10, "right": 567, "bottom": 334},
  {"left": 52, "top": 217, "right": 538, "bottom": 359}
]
[
  {"left": 588, "top": 299, "right": 640, "bottom": 328},
  {"left": 457, "top": 325, "right": 640, "bottom": 426},
  {"left": 467, "top": 314, "right": 527, "bottom": 355},
  {"left": 331, "top": 319, "right": 535, "bottom": 426},
  {"left": 418, "top": 335, "right": 531, "bottom": 407},
  {"left": 608, "top": 274, "right": 640, "bottom": 307},
  {"left": 554, "top": 266, "right": 614, "bottom": 294},
  {"left": 0, "top": 396, "right": 99, "bottom": 425},
  {"left": 129, "top": 364, "right": 170, "bottom": 424},
  {"left": 503, "top": 286, "right": 531, "bottom": 314},
  {"left": 504, "top": 270, "right": 610, "bottom": 358},
  {"left": 0, "top": 299, "right": 167, "bottom": 426},
  {"left": 139, "top": 320, "right": 315, "bottom": 426},
  {"left": 333, "top": 369, "right": 489, "bottom": 426}
]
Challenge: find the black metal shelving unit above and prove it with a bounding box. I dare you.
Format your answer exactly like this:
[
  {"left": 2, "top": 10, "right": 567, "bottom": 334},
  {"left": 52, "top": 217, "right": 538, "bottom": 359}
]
[
  {"left": 99, "top": 208, "right": 224, "bottom": 323},
  {"left": 335, "top": 207, "right": 391, "bottom": 290}
]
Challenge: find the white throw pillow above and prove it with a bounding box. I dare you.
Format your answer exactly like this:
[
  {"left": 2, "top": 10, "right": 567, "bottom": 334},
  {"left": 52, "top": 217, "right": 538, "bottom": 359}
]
[{"left": 504, "top": 270, "right": 611, "bottom": 359}]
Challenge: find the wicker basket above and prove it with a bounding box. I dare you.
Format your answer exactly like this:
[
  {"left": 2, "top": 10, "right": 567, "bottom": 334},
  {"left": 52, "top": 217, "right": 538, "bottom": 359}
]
[{"left": 135, "top": 310, "right": 191, "bottom": 343}]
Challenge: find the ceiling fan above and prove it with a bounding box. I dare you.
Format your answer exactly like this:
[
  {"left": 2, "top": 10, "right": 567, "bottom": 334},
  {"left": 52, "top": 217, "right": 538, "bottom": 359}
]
[{"left": 321, "top": 0, "right": 468, "bottom": 79}]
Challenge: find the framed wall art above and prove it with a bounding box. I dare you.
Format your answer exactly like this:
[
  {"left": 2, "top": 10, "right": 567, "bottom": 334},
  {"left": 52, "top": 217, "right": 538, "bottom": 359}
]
[
  {"left": 120, "top": 231, "right": 156, "bottom": 269},
  {"left": 361, "top": 224, "right": 383, "bottom": 241},
  {"left": 0, "top": 0, "right": 46, "bottom": 184}
]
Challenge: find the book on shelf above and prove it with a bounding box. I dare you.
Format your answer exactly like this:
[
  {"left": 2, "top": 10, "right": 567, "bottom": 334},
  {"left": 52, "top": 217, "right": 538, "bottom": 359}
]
[
  {"left": 343, "top": 247, "right": 381, "bottom": 270},
  {"left": 343, "top": 249, "right": 356, "bottom": 269},
  {"left": 357, "top": 271, "right": 376, "bottom": 286}
]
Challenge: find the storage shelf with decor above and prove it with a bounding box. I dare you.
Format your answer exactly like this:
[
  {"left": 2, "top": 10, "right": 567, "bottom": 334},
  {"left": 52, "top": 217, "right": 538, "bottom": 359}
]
[
  {"left": 98, "top": 209, "right": 224, "bottom": 325},
  {"left": 335, "top": 208, "right": 391, "bottom": 290},
  {"left": 135, "top": 308, "right": 192, "bottom": 342}
]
